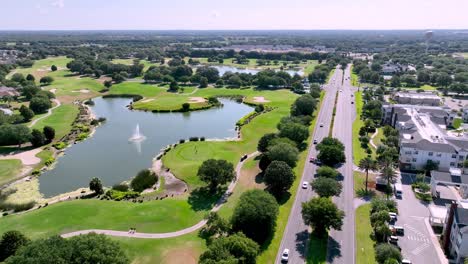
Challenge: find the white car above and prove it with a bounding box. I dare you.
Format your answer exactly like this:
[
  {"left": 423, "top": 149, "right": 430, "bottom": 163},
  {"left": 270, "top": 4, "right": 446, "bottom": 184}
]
[
  {"left": 319, "top": 123, "right": 324, "bottom": 127},
  {"left": 281, "top": 248, "right": 290, "bottom": 262},
  {"left": 340, "top": 89, "right": 343, "bottom": 92},
  {"left": 302, "top": 181, "right": 309, "bottom": 189}
]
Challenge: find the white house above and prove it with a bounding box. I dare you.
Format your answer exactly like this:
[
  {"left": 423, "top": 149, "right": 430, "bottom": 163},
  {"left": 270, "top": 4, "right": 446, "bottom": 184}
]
[{"left": 443, "top": 203, "right": 468, "bottom": 263}]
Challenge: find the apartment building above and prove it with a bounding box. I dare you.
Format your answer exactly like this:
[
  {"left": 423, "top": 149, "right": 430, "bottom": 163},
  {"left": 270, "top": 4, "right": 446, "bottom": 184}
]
[
  {"left": 393, "top": 91, "right": 441, "bottom": 106},
  {"left": 443, "top": 202, "right": 468, "bottom": 263},
  {"left": 383, "top": 104, "right": 468, "bottom": 171}
]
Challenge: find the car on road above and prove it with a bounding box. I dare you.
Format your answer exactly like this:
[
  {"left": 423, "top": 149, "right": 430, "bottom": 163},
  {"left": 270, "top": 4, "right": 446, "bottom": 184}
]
[
  {"left": 319, "top": 123, "right": 323, "bottom": 127},
  {"left": 351, "top": 101, "right": 354, "bottom": 104},
  {"left": 309, "top": 157, "right": 316, "bottom": 163},
  {"left": 402, "top": 259, "right": 412, "bottom": 264},
  {"left": 281, "top": 249, "right": 289, "bottom": 262},
  {"left": 340, "top": 89, "right": 343, "bottom": 92},
  {"left": 351, "top": 94, "right": 354, "bottom": 97},
  {"left": 302, "top": 181, "right": 309, "bottom": 189},
  {"left": 313, "top": 139, "right": 318, "bottom": 144}
]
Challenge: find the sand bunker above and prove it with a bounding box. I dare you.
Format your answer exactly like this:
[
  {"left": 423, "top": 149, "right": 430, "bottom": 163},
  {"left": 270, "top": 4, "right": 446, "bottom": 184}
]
[
  {"left": 188, "top": 97, "right": 206, "bottom": 103},
  {"left": 141, "top": 98, "right": 155, "bottom": 103},
  {"left": 72, "top": 89, "right": 90, "bottom": 93},
  {"left": 50, "top": 88, "right": 57, "bottom": 94},
  {"left": 252, "top": 96, "right": 270, "bottom": 103}
]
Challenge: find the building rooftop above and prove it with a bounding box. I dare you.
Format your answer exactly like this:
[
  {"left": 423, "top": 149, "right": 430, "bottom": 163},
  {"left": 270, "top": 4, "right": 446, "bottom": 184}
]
[
  {"left": 395, "top": 91, "right": 440, "bottom": 100},
  {"left": 431, "top": 170, "right": 468, "bottom": 185},
  {"left": 455, "top": 206, "right": 468, "bottom": 228}
]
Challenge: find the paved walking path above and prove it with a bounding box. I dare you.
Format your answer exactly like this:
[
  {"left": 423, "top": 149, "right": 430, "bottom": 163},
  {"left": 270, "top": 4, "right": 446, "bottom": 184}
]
[
  {"left": 29, "top": 99, "right": 61, "bottom": 127},
  {"left": 369, "top": 129, "right": 379, "bottom": 150},
  {"left": 61, "top": 151, "right": 260, "bottom": 239}
]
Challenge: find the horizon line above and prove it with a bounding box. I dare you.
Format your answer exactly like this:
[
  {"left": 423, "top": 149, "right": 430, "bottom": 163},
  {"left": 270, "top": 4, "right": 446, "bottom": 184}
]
[{"left": 1, "top": 28, "right": 468, "bottom": 32}]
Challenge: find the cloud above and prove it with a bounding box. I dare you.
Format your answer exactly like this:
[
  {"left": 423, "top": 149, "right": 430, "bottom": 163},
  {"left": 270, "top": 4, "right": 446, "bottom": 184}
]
[
  {"left": 51, "top": 0, "right": 65, "bottom": 8},
  {"left": 35, "top": 4, "right": 49, "bottom": 14}
]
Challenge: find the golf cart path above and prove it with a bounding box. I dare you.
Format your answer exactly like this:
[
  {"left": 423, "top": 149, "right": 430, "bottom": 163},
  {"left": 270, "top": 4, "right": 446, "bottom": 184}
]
[
  {"left": 29, "top": 99, "right": 61, "bottom": 128},
  {"left": 61, "top": 151, "right": 259, "bottom": 239},
  {"left": 369, "top": 128, "right": 379, "bottom": 150}
]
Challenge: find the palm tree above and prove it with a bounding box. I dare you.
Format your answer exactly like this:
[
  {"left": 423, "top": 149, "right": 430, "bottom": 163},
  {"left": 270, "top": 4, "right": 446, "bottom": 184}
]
[
  {"left": 358, "top": 157, "right": 377, "bottom": 194},
  {"left": 381, "top": 166, "right": 397, "bottom": 199}
]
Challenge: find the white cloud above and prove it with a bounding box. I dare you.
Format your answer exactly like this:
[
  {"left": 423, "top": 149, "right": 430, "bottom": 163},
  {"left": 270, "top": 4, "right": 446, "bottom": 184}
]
[
  {"left": 51, "top": 0, "right": 65, "bottom": 8},
  {"left": 35, "top": 4, "right": 48, "bottom": 14}
]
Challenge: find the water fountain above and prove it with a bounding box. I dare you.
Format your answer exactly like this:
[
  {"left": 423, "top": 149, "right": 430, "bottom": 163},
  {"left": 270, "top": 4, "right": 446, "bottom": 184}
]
[{"left": 129, "top": 124, "right": 146, "bottom": 142}]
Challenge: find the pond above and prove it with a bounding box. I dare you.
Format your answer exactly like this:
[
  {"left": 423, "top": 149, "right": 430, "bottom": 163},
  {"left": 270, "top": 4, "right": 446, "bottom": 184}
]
[
  {"left": 39, "top": 97, "right": 253, "bottom": 197},
  {"left": 209, "top": 65, "right": 304, "bottom": 77}
]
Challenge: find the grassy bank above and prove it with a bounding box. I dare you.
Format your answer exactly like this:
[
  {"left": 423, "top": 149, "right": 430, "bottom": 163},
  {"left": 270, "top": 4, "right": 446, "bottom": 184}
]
[
  {"left": 0, "top": 159, "right": 22, "bottom": 186},
  {"left": 32, "top": 104, "right": 79, "bottom": 141},
  {"left": 356, "top": 204, "right": 376, "bottom": 264},
  {"left": 352, "top": 91, "right": 366, "bottom": 164}
]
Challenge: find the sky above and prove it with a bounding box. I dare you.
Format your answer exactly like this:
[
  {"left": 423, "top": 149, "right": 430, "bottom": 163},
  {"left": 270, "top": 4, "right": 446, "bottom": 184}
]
[{"left": 1, "top": 0, "right": 468, "bottom": 30}]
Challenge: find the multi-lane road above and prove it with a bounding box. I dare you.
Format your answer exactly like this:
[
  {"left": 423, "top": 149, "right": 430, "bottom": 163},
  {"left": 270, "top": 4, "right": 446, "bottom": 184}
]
[
  {"left": 327, "top": 65, "right": 357, "bottom": 264},
  {"left": 275, "top": 67, "right": 342, "bottom": 263}
]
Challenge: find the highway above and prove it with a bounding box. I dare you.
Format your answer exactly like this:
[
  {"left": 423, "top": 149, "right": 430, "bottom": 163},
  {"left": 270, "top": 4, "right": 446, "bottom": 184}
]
[
  {"left": 327, "top": 65, "right": 357, "bottom": 264},
  {"left": 275, "top": 67, "right": 341, "bottom": 263}
]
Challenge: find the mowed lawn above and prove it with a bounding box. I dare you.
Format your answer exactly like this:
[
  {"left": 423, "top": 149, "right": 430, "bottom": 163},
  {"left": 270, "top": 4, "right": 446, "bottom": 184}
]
[
  {"left": 356, "top": 204, "right": 376, "bottom": 264},
  {"left": 0, "top": 159, "right": 23, "bottom": 186},
  {"left": 32, "top": 104, "right": 79, "bottom": 140},
  {"left": 352, "top": 91, "right": 367, "bottom": 164},
  {"left": 0, "top": 199, "right": 206, "bottom": 239},
  {"left": 115, "top": 232, "right": 206, "bottom": 264},
  {"left": 162, "top": 88, "right": 297, "bottom": 188}
]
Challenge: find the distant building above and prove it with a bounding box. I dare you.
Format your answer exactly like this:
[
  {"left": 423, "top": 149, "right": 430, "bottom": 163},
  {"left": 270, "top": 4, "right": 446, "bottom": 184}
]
[
  {"left": 443, "top": 202, "right": 468, "bottom": 263},
  {"left": 393, "top": 91, "right": 441, "bottom": 106},
  {"left": 383, "top": 104, "right": 467, "bottom": 171},
  {"left": 463, "top": 108, "right": 468, "bottom": 122},
  {"left": 0, "top": 86, "right": 19, "bottom": 97},
  {"left": 380, "top": 61, "right": 408, "bottom": 75}
]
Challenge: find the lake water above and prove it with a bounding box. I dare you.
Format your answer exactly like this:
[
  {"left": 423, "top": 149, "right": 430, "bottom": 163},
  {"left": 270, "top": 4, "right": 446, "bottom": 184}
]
[
  {"left": 39, "top": 97, "right": 253, "bottom": 197},
  {"left": 210, "top": 65, "right": 304, "bottom": 77}
]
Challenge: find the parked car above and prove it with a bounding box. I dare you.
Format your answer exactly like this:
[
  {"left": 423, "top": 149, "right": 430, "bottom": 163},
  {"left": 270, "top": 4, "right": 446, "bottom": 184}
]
[
  {"left": 281, "top": 249, "right": 290, "bottom": 262},
  {"left": 389, "top": 235, "right": 398, "bottom": 244},
  {"left": 389, "top": 212, "right": 397, "bottom": 221},
  {"left": 313, "top": 139, "right": 318, "bottom": 144}
]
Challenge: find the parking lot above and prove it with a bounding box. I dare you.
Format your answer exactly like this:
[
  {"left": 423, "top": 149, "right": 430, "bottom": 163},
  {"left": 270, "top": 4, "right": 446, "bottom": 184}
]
[{"left": 390, "top": 173, "right": 446, "bottom": 264}]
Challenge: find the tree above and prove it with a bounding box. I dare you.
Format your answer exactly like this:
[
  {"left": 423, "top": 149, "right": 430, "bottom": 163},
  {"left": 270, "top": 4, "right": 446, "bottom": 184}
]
[
  {"left": 375, "top": 243, "right": 402, "bottom": 264},
  {"left": 30, "top": 129, "right": 46, "bottom": 147},
  {"left": 302, "top": 197, "right": 344, "bottom": 236},
  {"left": 169, "top": 81, "right": 179, "bottom": 92},
  {"left": 291, "top": 94, "right": 316, "bottom": 116},
  {"left": 43, "top": 126, "right": 55, "bottom": 142},
  {"left": 316, "top": 137, "right": 345, "bottom": 152},
  {"left": 0, "top": 124, "right": 31, "bottom": 148},
  {"left": 381, "top": 167, "right": 397, "bottom": 198},
  {"left": 257, "top": 133, "right": 277, "bottom": 152},
  {"left": 266, "top": 143, "right": 299, "bottom": 168},
  {"left": 104, "top": 80, "right": 113, "bottom": 89},
  {"left": 424, "top": 160, "right": 439, "bottom": 175},
  {"left": 0, "top": 230, "right": 30, "bottom": 262},
  {"left": 19, "top": 105, "right": 34, "bottom": 121},
  {"left": 181, "top": 102, "right": 190, "bottom": 112},
  {"left": 311, "top": 177, "right": 342, "bottom": 197},
  {"left": 374, "top": 222, "right": 392, "bottom": 242},
  {"left": 29, "top": 96, "right": 52, "bottom": 114},
  {"left": 199, "top": 233, "right": 259, "bottom": 264},
  {"left": 39, "top": 76, "right": 54, "bottom": 85},
  {"left": 26, "top": 74, "right": 35, "bottom": 82},
  {"left": 231, "top": 190, "right": 279, "bottom": 244},
  {"left": 199, "top": 212, "right": 230, "bottom": 241},
  {"left": 278, "top": 122, "right": 309, "bottom": 145},
  {"left": 51, "top": 65, "right": 58, "bottom": 71},
  {"left": 263, "top": 161, "right": 295, "bottom": 198},
  {"left": 317, "top": 145, "right": 346, "bottom": 166},
  {"left": 89, "top": 177, "right": 104, "bottom": 194},
  {"left": 11, "top": 73, "right": 25, "bottom": 83},
  {"left": 198, "top": 159, "right": 235, "bottom": 192},
  {"left": 6, "top": 234, "right": 129, "bottom": 264},
  {"left": 358, "top": 157, "right": 378, "bottom": 193},
  {"left": 316, "top": 166, "right": 340, "bottom": 179},
  {"left": 130, "top": 169, "right": 158, "bottom": 192},
  {"left": 199, "top": 77, "right": 209, "bottom": 88}
]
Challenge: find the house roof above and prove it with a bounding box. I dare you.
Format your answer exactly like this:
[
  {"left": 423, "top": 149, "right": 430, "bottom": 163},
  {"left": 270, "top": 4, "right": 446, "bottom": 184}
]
[
  {"left": 431, "top": 171, "right": 468, "bottom": 185},
  {"left": 401, "top": 139, "right": 455, "bottom": 153},
  {"left": 0, "top": 86, "right": 19, "bottom": 97}
]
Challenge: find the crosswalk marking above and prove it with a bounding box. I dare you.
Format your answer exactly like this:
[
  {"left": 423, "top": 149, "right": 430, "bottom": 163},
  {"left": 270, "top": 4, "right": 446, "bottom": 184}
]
[{"left": 412, "top": 242, "right": 430, "bottom": 255}]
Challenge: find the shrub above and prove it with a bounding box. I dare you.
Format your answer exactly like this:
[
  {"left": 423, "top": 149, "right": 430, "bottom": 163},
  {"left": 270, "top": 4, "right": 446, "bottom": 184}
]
[
  {"left": 181, "top": 103, "right": 190, "bottom": 112},
  {"left": 76, "top": 133, "right": 89, "bottom": 141},
  {"left": 130, "top": 169, "right": 158, "bottom": 192},
  {"left": 53, "top": 142, "right": 67, "bottom": 150},
  {"left": 112, "top": 184, "right": 129, "bottom": 192},
  {"left": 44, "top": 157, "right": 55, "bottom": 167},
  {"left": 105, "top": 190, "right": 139, "bottom": 200},
  {"left": 200, "top": 137, "right": 205, "bottom": 141},
  {"left": 179, "top": 139, "right": 185, "bottom": 144},
  {"left": 189, "top": 137, "right": 199, "bottom": 141},
  {"left": 31, "top": 169, "right": 41, "bottom": 175}
]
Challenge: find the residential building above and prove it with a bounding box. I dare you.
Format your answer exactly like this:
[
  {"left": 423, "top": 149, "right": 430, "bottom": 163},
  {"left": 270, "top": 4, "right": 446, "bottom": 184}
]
[
  {"left": 393, "top": 91, "right": 441, "bottom": 106},
  {"left": 463, "top": 108, "right": 468, "bottom": 122},
  {"left": 443, "top": 202, "right": 468, "bottom": 263},
  {"left": 383, "top": 104, "right": 468, "bottom": 171},
  {"left": 0, "top": 86, "right": 20, "bottom": 97},
  {"left": 380, "top": 61, "right": 408, "bottom": 75}
]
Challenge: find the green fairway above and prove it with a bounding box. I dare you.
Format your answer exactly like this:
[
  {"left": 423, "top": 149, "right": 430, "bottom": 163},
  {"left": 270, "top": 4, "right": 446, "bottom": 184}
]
[
  {"left": 115, "top": 232, "right": 206, "bottom": 264},
  {"left": 0, "top": 199, "right": 206, "bottom": 239},
  {"left": 32, "top": 104, "right": 79, "bottom": 140},
  {"left": 0, "top": 159, "right": 22, "bottom": 186},
  {"left": 356, "top": 204, "right": 376, "bottom": 264},
  {"left": 8, "top": 56, "right": 72, "bottom": 79},
  {"left": 111, "top": 59, "right": 155, "bottom": 72}
]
